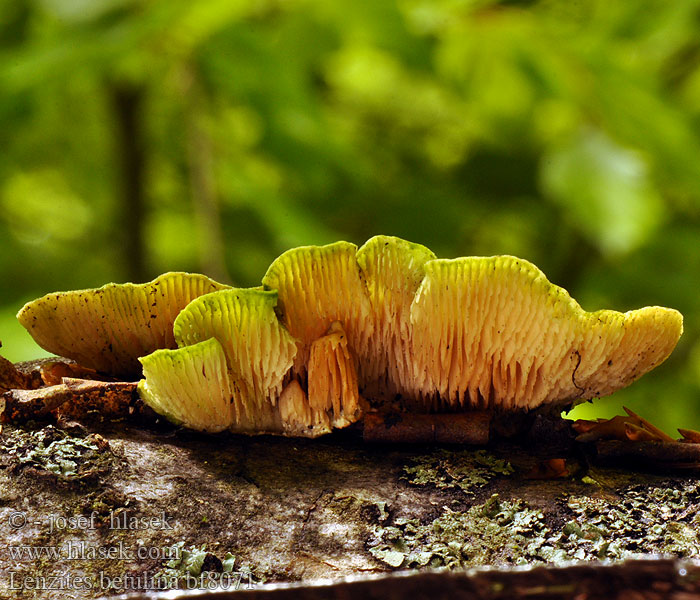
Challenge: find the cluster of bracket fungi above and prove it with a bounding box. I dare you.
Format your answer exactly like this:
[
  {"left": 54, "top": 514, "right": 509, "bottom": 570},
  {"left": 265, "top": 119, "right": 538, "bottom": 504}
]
[{"left": 0, "top": 236, "right": 684, "bottom": 440}]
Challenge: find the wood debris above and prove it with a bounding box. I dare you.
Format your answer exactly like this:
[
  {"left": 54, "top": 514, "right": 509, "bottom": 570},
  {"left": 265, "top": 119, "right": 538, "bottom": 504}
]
[
  {"left": 573, "top": 406, "right": 674, "bottom": 443},
  {"left": 363, "top": 411, "right": 491, "bottom": 444}
]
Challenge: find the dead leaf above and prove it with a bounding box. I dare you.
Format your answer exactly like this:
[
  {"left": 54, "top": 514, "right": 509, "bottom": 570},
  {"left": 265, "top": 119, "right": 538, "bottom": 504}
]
[{"left": 524, "top": 458, "right": 568, "bottom": 479}]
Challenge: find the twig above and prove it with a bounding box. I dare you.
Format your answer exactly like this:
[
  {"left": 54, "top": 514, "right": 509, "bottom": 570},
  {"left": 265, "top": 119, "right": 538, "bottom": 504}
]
[{"left": 363, "top": 411, "right": 491, "bottom": 444}]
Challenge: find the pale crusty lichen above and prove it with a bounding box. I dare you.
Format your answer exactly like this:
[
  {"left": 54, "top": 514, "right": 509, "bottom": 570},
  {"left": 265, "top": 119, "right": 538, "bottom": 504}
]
[
  {"left": 368, "top": 495, "right": 553, "bottom": 569},
  {"left": 402, "top": 449, "right": 515, "bottom": 496},
  {"left": 564, "top": 481, "right": 700, "bottom": 559},
  {"left": 368, "top": 479, "right": 700, "bottom": 569},
  {"left": 0, "top": 425, "right": 116, "bottom": 479}
]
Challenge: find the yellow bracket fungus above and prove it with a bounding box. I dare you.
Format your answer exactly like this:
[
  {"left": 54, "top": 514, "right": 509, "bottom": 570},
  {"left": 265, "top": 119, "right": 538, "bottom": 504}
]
[
  {"left": 262, "top": 241, "right": 374, "bottom": 379},
  {"left": 173, "top": 288, "right": 297, "bottom": 413},
  {"left": 409, "top": 256, "right": 681, "bottom": 411},
  {"left": 17, "top": 273, "right": 229, "bottom": 379},
  {"left": 139, "top": 288, "right": 299, "bottom": 435},
  {"left": 17, "top": 236, "right": 683, "bottom": 437},
  {"left": 356, "top": 236, "right": 437, "bottom": 405}
]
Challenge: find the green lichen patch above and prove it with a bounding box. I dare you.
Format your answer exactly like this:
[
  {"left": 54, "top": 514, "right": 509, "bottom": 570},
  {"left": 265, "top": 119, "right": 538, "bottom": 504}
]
[
  {"left": 563, "top": 480, "right": 700, "bottom": 560},
  {"left": 155, "top": 543, "right": 254, "bottom": 590},
  {"left": 402, "top": 449, "right": 515, "bottom": 496},
  {"left": 325, "top": 492, "right": 390, "bottom": 524},
  {"left": 368, "top": 494, "right": 553, "bottom": 569},
  {"left": 369, "top": 477, "right": 700, "bottom": 571},
  {"left": 0, "top": 425, "right": 116, "bottom": 479}
]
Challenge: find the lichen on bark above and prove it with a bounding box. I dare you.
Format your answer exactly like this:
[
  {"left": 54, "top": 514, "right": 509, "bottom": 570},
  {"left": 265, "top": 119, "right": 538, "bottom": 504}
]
[{"left": 1, "top": 419, "right": 699, "bottom": 599}]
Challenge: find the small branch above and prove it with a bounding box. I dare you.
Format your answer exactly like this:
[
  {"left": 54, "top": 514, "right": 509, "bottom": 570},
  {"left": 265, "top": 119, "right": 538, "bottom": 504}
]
[
  {"left": 363, "top": 411, "right": 491, "bottom": 444},
  {"left": 2, "top": 379, "right": 151, "bottom": 423},
  {"left": 58, "top": 378, "right": 142, "bottom": 421},
  {"left": 595, "top": 440, "right": 700, "bottom": 470},
  {"left": 2, "top": 384, "right": 72, "bottom": 421}
]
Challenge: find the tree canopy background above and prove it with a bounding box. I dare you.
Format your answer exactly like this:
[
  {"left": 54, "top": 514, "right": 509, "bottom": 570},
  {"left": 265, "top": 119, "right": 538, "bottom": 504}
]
[{"left": 1, "top": 0, "right": 699, "bottom": 431}]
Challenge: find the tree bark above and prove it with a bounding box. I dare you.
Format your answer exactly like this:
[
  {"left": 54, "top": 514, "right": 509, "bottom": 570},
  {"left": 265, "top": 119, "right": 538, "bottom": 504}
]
[
  {"left": 111, "top": 82, "right": 147, "bottom": 283},
  {"left": 180, "top": 64, "right": 231, "bottom": 284},
  {"left": 1, "top": 411, "right": 699, "bottom": 600}
]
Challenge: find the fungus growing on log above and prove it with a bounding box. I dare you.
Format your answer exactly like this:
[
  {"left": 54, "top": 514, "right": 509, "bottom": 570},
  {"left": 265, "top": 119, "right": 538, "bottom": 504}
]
[
  {"left": 261, "top": 241, "right": 374, "bottom": 379},
  {"left": 139, "top": 290, "right": 363, "bottom": 436},
  {"left": 139, "top": 289, "right": 297, "bottom": 434},
  {"left": 15, "top": 236, "right": 683, "bottom": 438},
  {"left": 356, "top": 236, "right": 436, "bottom": 404},
  {"left": 17, "top": 273, "right": 228, "bottom": 379},
  {"left": 409, "top": 256, "right": 682, "bottom": 411},
  {"left": 138, "top": 338, "right": 237, "bottom": 433},
  {"left": 173, "top": 288, "right": 297, "bottom": 412}
]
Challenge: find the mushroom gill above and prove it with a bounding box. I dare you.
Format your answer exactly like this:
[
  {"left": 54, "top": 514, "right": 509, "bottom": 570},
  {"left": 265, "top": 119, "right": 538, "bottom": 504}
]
[
  {"left": 356, "top": 235, "right": 436, "bottom": 403},
  {"left": 173, "top": 288, "right": 297, "bottom": 413},
  {"left": 409, "top": 256, "right": 683, "bottom": 411},
  {"left": 138, "top": 338, "right": 235, "bottom": 433},
  {"left": 307, "top": 321, "right": 361, "bottom": 431},
  {"left": 261, "top": 241, "right": 374, "bottom": 381},
  {"left": 140, "top": 288, "right": 298, "bottom": 435}
]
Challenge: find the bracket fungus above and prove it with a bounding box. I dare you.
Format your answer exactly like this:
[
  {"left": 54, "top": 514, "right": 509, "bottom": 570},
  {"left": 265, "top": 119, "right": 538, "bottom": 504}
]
[
  {"left": 17, "top": 272, "right": 229, "bottom": 379},
  {"left": 14, "top": 236, "right": 683, "bottom": 438}
]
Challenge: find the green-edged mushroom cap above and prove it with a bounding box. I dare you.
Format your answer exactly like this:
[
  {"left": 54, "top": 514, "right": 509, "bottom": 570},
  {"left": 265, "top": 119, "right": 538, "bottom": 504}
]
[
  {"left": 173, "top": 288, "right": 297, "bottom": 412},
  {"left": 262, "top": 241, "right": 374, "bottom": 379},
  {"left": 138, "top": 288, "right": 299, "bottom": 434},
  {"left": 356, "top": 235, "right": 436, "bottom": 400},
  {"left": 138, "top": 338, "right": 235, "bottom": 433},
  {"left": 409, "top": 256, "right": 683, "bottom": 411},
  {"left": 17, "top": 272, "right": 229, "bottom": 379}
]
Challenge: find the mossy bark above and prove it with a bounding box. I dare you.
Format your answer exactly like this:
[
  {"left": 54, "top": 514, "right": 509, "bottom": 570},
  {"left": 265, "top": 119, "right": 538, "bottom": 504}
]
[{"left": 0, "top": 416, "right": 698, "bottom": 600}]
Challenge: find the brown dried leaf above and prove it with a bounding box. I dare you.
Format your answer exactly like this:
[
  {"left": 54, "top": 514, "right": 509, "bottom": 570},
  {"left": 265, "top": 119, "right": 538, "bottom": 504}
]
[
  {"left": 625, "top": 422, "right": 662, "bottom": 442},
  {"left": 40, "top": 361, "right": 108, "bottom": 386},
  {"left": 572, "top": 419, "right": 600, "bottom": 434},
  {"left": 524, "top": 458, "right": 569, "bottom": 480},
  {"left": 623, "top": 406, "right": 674, "bottom": 442},
  {"left": 678, "top": 428, "right": 700, "bottom": 443},
  {"left": 575, "top": 415, "right": 641, "bottom": 442},
  {"left": 0, "top": 355, "right": 31, "bottom": 393}
]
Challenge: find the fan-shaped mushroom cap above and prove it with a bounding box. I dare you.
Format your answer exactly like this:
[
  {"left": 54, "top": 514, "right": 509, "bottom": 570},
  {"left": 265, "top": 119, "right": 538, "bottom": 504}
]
[
  {"left": 17, "top": 273, "right": 228, "bottom": 379},
  {"left": 138, "top": 338, "right": 235, "bottom": 433},
  {"left": 138, "top": 288, "right": 299, "bottom": 435},
  {"left": 307, "top": 321, "right": 361, "bottom": 431},
  {"left": 275, "top": 321, "right": 363, "bottom": 437},
  {"left": 173, "top": 288, "right": 297, "bottom": 412},
  {"left": 261, "top": 241, "right": 374, "bottom": 379},
  {"left": 356, "top": 235, "right": 436, "bottom": 400},
  {"left": 409, "top": 256, "right": 683, "bottom": 410}
]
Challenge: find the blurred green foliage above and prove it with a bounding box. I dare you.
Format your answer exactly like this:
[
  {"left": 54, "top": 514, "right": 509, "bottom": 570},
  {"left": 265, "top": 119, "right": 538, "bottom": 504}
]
[{"left": 1, "top": 0, "right": 699, "bottom": 431}]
